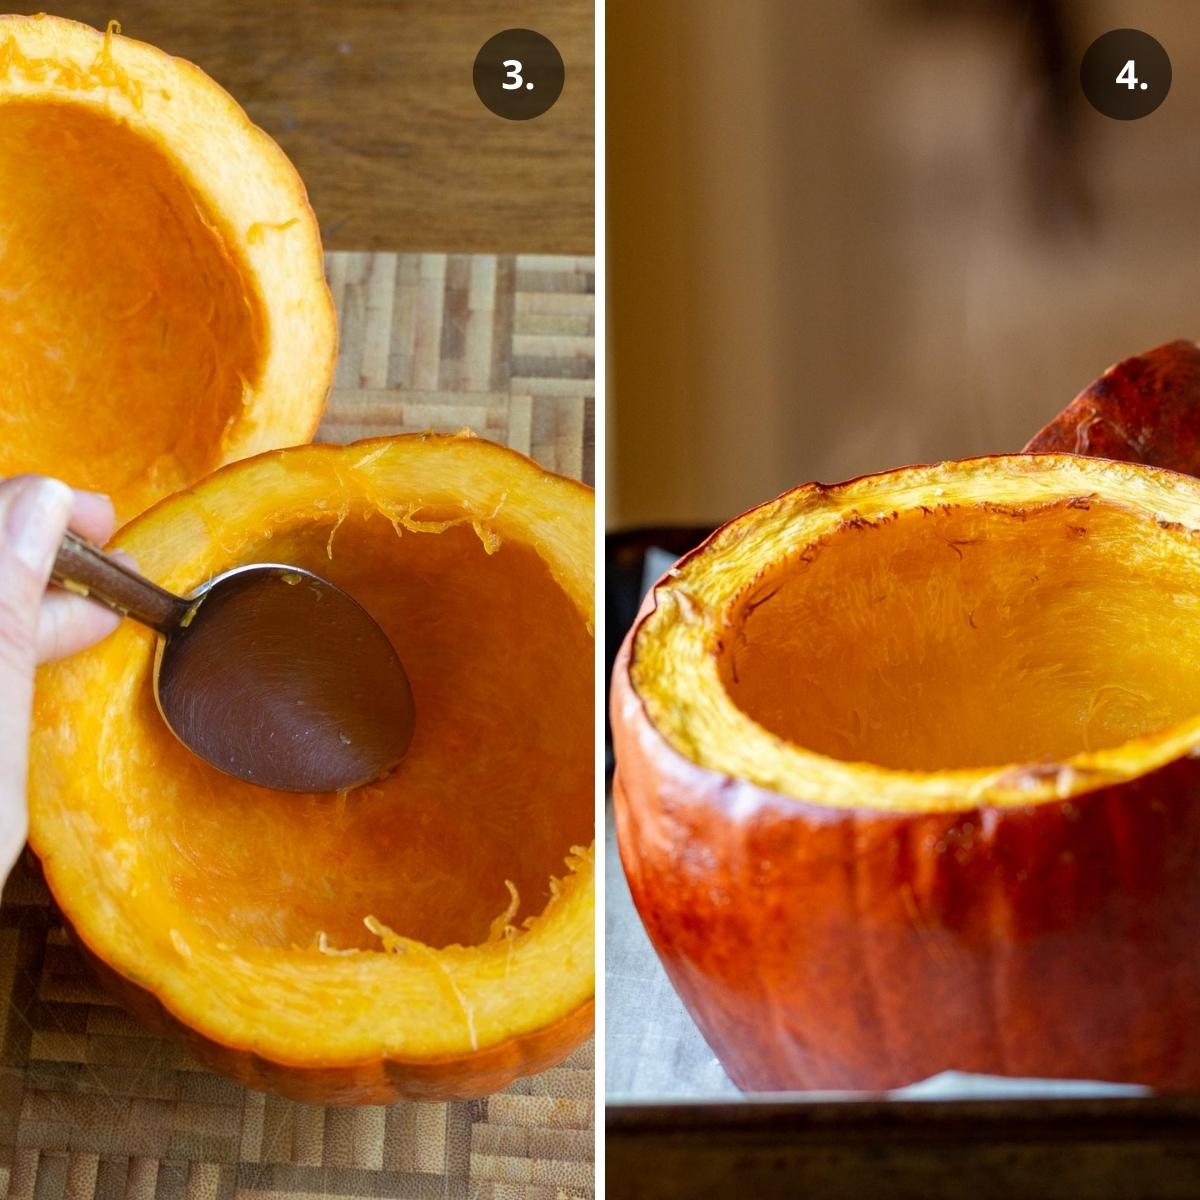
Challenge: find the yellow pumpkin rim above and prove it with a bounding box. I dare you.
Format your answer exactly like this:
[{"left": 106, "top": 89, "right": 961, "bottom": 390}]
[{"left": 630, "top": 453, "right": 1200, "bottom": 812}]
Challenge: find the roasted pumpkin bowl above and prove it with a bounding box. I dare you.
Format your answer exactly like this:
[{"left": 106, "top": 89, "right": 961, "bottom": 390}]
[
  {"left": 612, "top": 452, "right": 1200, "bottom": 1091},
  {"left": 31, "top": 434, "right": 594, "bottom": 1103},
  {"left": 0, "top": 14, "right": 335, "bottom": 519}
]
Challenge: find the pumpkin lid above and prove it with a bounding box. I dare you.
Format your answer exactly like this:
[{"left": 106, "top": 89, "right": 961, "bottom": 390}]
[
  {"left": 630, "top": 453, "right": 1200, "bottom": 812},
  {"left": 0, "top": 14, "right": 335, "bottom": 518}
]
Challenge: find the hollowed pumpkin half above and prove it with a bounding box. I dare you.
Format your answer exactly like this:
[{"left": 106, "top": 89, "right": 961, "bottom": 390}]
[
  {"left": 0, "top": 14, "right": 335, "bottom": 519},
  {"left": 31, "top": 434, "right": 594, "bottom": 1103},
  {"left": 612, "top": 453, "right": 1200, "bottom": 1090}
]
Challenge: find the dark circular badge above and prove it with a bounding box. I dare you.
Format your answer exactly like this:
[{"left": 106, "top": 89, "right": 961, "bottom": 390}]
[
  {"left": 473, "top": 29, "right": 564, "bottom": 121},
  {"left": 1080, "top": 29, "right": 1171, "bottom": 120}
]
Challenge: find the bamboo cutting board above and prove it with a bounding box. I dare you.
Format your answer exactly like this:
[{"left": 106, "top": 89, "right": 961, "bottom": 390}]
[
  {"left": 320, "top": 252, "right": 595, "bottom": 483},
  {"left": 0, "top": 251, "right": 596, "bottom": 1200}
]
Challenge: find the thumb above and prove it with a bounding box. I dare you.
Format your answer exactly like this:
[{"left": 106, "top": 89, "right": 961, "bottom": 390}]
[
  {"left": 0, "top": 475, "right": 75, "bottom": 674},
  {"left": 0, "top": 476, "right": 75, "bottom": 872}
]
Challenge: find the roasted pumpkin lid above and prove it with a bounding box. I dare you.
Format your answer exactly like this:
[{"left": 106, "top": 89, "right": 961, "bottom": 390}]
[{"left": 0, "top": 14, "right": 335, "bottom": 519}]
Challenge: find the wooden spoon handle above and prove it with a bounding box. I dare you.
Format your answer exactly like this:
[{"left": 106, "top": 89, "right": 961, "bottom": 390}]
[{"left": 51, "top": 530, "right": 190, "bottom": 634}]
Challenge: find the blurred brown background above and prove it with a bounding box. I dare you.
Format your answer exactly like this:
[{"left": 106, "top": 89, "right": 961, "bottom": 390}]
[
  {"left": 608, "top": 0, "right": 1200, "bottom": 528},
  {"left": 18, "top": 0, "right": 593, "bottom": 253}
]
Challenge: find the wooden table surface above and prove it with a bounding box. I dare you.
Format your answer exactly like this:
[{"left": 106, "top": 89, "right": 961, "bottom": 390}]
[{"left": 15, "top": 0, "right": 594, "bottom": 254}]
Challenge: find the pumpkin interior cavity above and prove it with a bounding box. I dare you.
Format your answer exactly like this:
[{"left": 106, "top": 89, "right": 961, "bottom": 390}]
[
  {"left": 136, "top": 512, "right": 593, "bottom": 954},
  {"left": 0, "top": 100, "right": 263, "bottom": 506},
  {"left": 718, "top": 499, "right": 1200, "bottom": 771}
]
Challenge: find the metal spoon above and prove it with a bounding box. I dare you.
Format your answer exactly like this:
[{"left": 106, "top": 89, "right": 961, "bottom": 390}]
[{"left": 52, "top": 531, "right": 416, "bottom": 793}]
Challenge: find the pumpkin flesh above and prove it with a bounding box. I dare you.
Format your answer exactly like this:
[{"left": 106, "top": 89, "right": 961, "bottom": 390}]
[
  {"left": 718, "top": 497, "right": 1200, "bottom": 771},
  {"left": 158, "top": 517, "right": 593, "bottom": 953},
  {"left": 0, "top": 100, "right": 263, "bottom": 513},
  {"left": 31, "top": 436, "right": 595, "bottom": 1101}
]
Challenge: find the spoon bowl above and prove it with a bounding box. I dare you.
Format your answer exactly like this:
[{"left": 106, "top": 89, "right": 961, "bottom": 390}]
[{"left": 53, "top": 532, "right": 415, "bottom": 792}]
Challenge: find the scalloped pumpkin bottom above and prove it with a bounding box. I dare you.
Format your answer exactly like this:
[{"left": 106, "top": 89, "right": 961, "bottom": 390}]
[
  {"left": 0, "top": 99, "right": 262, "bottom": 509},
  {"left": 719, "top": 497, "right": 1200, "bottom": 771},
  {"left": 134, "top": 514, "right": 594, "bottom": 956}
]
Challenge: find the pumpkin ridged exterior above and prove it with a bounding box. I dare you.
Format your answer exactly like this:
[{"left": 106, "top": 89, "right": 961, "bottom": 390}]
[
  {"left": 32, "top": 434, "right": 594, "bottom": 1103},
  {"left": 612, "top": 453, "right": 1200, "bottom": 1091},
  {"left": 0, "top": 14, "right": 335, "bottom": 519}
]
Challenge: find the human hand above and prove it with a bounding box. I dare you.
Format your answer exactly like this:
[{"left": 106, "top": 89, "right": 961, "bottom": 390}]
[{"left": 0, "top": 476, "right": 123, "bottom": 881}]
